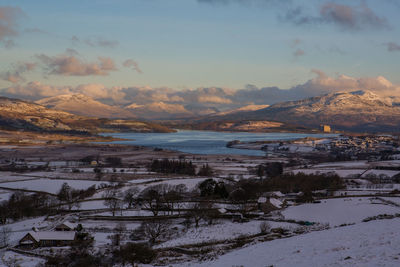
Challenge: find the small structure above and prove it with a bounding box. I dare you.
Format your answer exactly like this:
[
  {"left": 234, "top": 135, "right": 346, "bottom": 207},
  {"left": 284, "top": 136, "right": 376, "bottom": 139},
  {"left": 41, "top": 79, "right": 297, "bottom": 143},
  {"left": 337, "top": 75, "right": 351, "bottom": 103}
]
[
  {"left": 321, "top": 125, "right": 331, "bottom": 133},
  {"left": 55, "top": 222, "right": 76, "bottom": 231},
  {"left": 19, "top": 231, "right": 76, "bottom": 248}
]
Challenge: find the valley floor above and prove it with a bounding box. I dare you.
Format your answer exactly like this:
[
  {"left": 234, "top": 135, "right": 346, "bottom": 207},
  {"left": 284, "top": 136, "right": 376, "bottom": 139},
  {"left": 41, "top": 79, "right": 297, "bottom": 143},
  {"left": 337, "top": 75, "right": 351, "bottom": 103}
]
[{"left": 0, "top": 139, "right": 399, "bottom": 266}]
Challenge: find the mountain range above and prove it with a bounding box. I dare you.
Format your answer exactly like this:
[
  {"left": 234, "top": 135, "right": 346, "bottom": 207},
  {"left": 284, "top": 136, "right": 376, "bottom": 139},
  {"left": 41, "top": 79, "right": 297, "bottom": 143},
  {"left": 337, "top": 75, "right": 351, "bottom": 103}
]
[
  {"left": 0, "top": 96, "right": 172, "bottom": 134},
  {"left": 2, "top": 89, "right": 400, "bottom": 133},
  {"left": 207, "top": 90, "right": 400, "bottom": 132}
]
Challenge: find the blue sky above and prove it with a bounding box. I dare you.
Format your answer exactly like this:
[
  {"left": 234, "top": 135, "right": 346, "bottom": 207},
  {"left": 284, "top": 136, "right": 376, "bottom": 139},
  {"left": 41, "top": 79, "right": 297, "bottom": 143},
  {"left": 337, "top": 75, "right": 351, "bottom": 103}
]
[{"left": 1, "top": 0, "right": 400, "bottom": 90}]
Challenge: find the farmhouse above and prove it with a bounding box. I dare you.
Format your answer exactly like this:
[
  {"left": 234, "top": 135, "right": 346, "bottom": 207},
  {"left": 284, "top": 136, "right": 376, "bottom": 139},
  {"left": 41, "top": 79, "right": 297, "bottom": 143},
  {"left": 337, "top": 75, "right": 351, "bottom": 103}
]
[
  {"left": 19, "top": 231, "right": 76, "bottom": 248},
  {"left": 55, "top": 222, "right": 76, "bottom": 231}
]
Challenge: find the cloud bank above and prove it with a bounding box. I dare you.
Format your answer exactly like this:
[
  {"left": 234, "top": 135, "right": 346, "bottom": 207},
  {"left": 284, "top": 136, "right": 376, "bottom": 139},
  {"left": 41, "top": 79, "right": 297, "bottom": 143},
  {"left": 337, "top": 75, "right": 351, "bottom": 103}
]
[
  {"left": 2, "top": 71, "right": 399, "bottom": 114},
  {"left": 284, "top": 1, "right": 388, "bottom": 31}
]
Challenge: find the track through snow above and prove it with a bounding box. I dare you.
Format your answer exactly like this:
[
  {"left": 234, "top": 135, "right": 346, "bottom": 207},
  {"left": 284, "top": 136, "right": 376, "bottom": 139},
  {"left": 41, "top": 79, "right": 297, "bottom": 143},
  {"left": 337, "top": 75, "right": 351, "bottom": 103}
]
[{"left": 184, "top": 218, "right": 400, "bottom": 267}]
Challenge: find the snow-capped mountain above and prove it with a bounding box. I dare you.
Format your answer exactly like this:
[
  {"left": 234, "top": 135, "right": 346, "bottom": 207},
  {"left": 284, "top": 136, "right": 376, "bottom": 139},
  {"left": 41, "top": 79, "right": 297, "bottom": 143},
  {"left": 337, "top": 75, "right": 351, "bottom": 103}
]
[
  {"left": 210, "top": 90, "right": 400, "bottom": 132},
  {"left": 36, "top": 94, "right": 135, "bottom": 119},
  {"left": 125, "top": 101, "right": 193, "bottom": 119},
  {"left": 0, "top": 96, "right": 172, "bottom": 133}
]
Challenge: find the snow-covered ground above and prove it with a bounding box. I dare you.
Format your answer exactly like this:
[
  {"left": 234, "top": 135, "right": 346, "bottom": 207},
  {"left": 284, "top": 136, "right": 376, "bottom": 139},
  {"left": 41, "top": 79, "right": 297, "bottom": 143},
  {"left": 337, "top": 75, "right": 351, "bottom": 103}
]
[
  {"left": 156, "top": 220, "right": 295, "bottom": 249},
  {"left": 92, "top": 210, "right": 154, "bottom": 216},
  {"left": 1, "top": 250, "right": 45, "bottom": 267},
  {"left": 80, "top": 220, "right": 141, "bottom": 231},
  {"left": 71, "top": 200, "right": 108, "bottom": 210},
  {"left": 291, "top": 168, "right": 400, "bottom": 178},
  {"left": 4, "top": 216, "right": 50, "bottom": 247},
  {"left": 185, "top": 218, "right": 400, "bottom": 267},
  {"left": 282, "top": 197, "right": 400, "bottom": 226},
  {"left": 0, "top": 179, "right": 109, "bottom": 194}
]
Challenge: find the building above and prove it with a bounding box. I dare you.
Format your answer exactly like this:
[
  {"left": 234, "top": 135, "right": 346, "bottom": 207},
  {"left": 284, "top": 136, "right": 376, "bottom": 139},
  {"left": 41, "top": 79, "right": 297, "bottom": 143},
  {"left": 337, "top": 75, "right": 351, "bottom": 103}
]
[
  {"left": 55, "top": 222, "right": 76, "bottom": 231},
  {"left": 19, "top": 231, "right": 76, "bottom": 248},
  {"left": 321, "top": 125, "right": 331, "bottom": 133}
]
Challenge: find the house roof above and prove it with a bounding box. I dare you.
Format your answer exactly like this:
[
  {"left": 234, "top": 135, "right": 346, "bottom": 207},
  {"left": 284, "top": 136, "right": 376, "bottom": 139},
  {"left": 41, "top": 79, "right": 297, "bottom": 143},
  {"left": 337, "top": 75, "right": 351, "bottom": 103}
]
[
  {"left": 27, "top": 231, "right": 76, "bottom": 242},
  {"left": 258, "top": 197, "right": 267, "bottom": 203},
  {"left": 269, "top": 198, "right": 283, "bottom": 208},
  {"left": 56, "top": 222, "right": 76, "bottom": 229}
]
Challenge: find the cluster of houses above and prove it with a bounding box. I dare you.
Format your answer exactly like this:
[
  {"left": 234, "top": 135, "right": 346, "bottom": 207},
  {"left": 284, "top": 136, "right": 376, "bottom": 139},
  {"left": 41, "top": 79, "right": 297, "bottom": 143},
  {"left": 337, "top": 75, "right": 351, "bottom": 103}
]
[
  {"left": 18, "top": 222, "right": 78, "bottom": 249},
  {"left": 312, "top": 136, "right": 400, "bottom": 158}
]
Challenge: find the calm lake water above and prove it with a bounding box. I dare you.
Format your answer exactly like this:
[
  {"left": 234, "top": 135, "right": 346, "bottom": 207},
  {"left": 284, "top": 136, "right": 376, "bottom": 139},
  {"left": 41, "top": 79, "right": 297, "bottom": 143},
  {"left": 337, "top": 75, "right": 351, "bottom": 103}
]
[{"left": 101, "top": 130, "right": 338, "bottom": 156}]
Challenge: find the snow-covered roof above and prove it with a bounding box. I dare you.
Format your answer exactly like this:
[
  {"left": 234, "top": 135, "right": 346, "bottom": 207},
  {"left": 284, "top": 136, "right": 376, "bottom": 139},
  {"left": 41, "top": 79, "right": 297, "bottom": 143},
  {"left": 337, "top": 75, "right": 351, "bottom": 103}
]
[
  {"left": 27, "top": 231, "right": 76, "bottom": 242},
  {"left": 272, "top": 191, "right": 285, "bottom": 197},
  {"left": 218, "top": 208, "right": 227, "bottom": 214},
  {"left": 270, "top": 198, "right": 283, "bottom": 208},
  {"left": 57, "top": 222, "right": 77, "bottom": 230},
  {"left": 258, "top": 197, "right": 267, "bottom": 203}
]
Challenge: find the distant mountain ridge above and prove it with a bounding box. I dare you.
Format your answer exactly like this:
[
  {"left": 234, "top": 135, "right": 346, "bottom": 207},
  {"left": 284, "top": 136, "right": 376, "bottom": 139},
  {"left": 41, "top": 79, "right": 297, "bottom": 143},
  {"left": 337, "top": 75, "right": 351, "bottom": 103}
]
[
  {"left": 36, "top": 94, "right": 136, "bottom": 119},
  {"left": 216, "top": 90, "right": 400, "bottom": 132},
  {"left": 0, "top": 96, "right": 173, "bottom": 134}
]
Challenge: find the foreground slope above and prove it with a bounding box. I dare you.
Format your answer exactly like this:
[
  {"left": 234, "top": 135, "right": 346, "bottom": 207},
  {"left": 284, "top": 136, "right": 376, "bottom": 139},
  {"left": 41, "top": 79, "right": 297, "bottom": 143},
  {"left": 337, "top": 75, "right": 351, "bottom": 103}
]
[{"left": 188, "top": 218, "right": 400, "bottom": 267}]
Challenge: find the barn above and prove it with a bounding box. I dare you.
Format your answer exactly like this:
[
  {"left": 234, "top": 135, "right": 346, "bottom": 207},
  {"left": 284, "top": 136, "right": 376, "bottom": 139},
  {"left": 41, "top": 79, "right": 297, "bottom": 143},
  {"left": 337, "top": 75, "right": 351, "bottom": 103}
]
[{"left": 19, "top": 231, "right": 76, "bottom": 248}]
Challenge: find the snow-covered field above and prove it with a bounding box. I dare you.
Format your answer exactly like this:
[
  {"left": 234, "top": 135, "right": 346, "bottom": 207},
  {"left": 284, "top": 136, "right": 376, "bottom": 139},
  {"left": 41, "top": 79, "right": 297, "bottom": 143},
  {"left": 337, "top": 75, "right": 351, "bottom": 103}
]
[
  {"left": 0, "top": 179, "right": 109, "bottom": 194},
  {"left": 72, "top": 200, "right": 108, "bottom": 210},
  {"left": 282, "top": 197, "right": 400, "bottom": 226},
  {"left": 291, "top": 168, "right": 400, "bottom": 178},
  {"left": 186, "top": 218, "right": 400, "bottom": 267},
  {"left": 1, "top": 251, "right": 45, "bottom": 267},
  {"left": 156, "top": 220, "right": 295, "bottom": 249}
]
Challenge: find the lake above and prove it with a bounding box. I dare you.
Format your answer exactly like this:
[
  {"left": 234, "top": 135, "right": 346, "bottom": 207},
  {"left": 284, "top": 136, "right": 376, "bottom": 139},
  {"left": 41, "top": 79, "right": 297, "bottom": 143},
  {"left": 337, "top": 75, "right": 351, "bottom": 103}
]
[{"left": 101, "top": 130, "right": 338, "bottom": 156}]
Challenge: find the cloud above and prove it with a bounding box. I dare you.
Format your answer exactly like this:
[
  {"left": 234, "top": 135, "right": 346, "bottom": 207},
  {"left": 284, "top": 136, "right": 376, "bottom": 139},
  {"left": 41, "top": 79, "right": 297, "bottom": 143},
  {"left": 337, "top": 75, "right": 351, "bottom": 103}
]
[
  {"left": 123, "top": 59, "right": 143, "bottom": 74},
  {"left": 0, "top": 6, "right": 25, "bottom": 46},
  {"left": 71, "top": 35, "right": 119, "bottom": 48},
  {"left": 385, "top": 42, "right": 400, "bottom": 52},
  {"left": 284, "top": 1, "right": 388, "bottom": 31},
  {"left": 23, "top": 27, "right": 50, "bottom": 35},
  {"left": 0, "top": 62, "right": 36, "bottom": 83},
  {"left": 198, "top": 95, "right": 232, "bottom": 104},
  {"left": 0, "top": 81, "right": 71, "bottom": 100},
  {"left": 197, "top": 0, "right": 291, "bottom": 7},
  {"left": 2, "top": 71, "right": 399, "bottom": 112},
  {"left": 291, "top": 69, "right": 400, "bottom": 97},
  {"left": 36, "top": 51, "right": 117, "bottom": 76},
  {"left": 293, "top": 48, "right": 305, "bottom": 57},
  {"left": 290, "top": 38, "right": 301, "bottom": 47}
]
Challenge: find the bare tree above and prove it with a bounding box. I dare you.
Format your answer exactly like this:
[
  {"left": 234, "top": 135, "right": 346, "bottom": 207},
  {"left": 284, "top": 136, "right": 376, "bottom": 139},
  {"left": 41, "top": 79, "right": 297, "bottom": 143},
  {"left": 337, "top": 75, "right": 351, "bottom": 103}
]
[
  {"left": 109, "top": 222, "right": 126, "bottom": 247},
  {"left": 230, "top": 187, "right": 253, "bottom": 216},
  {"left": 103, "top": 188, "right": 123, "bottom": 216},
  {"left": 0, "top": 226, "right": 11, "bottom": 247},
  {"left": 123, "top": 187, "right": 140, "bottom": 209},
  {"left": 140, "top": 185, "right": 164, "bottom": 216},
  {"left": 140, "top": 220, "right": 171, "bottom": 245},
  {"left": 187, "top": 202, "right": 214, "bottom": 227}
]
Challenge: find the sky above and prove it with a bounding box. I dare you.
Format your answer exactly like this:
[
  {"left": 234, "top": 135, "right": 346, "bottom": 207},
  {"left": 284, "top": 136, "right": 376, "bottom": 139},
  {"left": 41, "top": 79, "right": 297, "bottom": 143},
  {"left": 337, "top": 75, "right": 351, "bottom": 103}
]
[{"left": 0, "top": 0, "right": 400, "bottom": 98}]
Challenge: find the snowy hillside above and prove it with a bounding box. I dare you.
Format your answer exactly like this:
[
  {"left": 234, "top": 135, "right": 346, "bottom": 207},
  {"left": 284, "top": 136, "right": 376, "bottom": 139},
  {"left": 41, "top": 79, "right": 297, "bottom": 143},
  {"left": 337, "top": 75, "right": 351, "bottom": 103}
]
[{"left": 187, "top": 218, "right": 400, "bottom": 267}]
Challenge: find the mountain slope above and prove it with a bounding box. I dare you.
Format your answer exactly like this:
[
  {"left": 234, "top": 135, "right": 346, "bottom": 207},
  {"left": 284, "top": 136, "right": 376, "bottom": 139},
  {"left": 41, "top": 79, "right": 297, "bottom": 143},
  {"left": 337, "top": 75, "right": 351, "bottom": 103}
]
[
  {"left": 36, "top": 94, "right": 135, "bottom": 119},
  {"left": 216, "top": 104, "right": 270, "bottom": 116},
  {"left": 226, "top": 90, "right": 400, "bottom": 132},
  {"left": 126, "top": 101, "right": 193, "bottom": 119},
  {"left": 0, "top": 96, "right": 172, "bottom": 134}
]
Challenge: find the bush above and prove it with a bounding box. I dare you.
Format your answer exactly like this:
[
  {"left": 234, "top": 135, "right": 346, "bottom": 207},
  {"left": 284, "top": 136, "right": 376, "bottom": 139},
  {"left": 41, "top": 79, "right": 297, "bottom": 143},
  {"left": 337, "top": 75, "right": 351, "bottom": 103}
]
[
  {"left": 148, "top": 159, "right": 196, "bottom": 175},
  {"left": 105, "top": 157, "right": 122, "bottom": 167},
  {"left": 114, "top": 243, "right": 157, "bottom": 265},
  {"left": 259, "top": 221, "right": 271, "bottom": 234}
]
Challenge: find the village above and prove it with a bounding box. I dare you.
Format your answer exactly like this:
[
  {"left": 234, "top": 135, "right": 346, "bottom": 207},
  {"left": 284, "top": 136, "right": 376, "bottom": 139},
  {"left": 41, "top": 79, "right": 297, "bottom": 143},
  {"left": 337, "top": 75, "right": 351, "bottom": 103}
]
[{"left": 0, "top": 135, "right": 399, "bottom": 266}]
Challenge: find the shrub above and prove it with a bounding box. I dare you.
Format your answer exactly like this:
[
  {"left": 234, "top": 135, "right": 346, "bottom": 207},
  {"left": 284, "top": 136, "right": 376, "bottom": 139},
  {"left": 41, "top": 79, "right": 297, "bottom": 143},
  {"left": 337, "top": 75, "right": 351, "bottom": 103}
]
[
  {"left": 259, "top": 221, "right": 271, "bottom": 234},
  {"left": 114, "top": 243, "right": 157, "bottom": 265}
]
